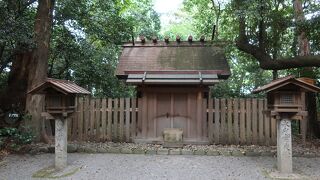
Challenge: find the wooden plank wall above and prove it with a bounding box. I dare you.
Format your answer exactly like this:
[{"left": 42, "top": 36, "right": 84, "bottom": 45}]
[
  {"left": 69, "top": 97, "right": 138, "bottom": 142},
  {"left": 207, "top": 98, "right": 276, "bottom": 145},
  {"left": 68, "top": 97, "right": 276, "bottom": 145}
]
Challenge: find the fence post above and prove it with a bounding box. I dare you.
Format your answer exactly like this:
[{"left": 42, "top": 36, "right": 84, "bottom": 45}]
[
  {"left": 233, "top": 98, "right": 239, "bottom": 145},
  {"left": 252, "top": 98, "right": 258, "bottom": 144},
  {"left": 227, "top": 99, "right": 233, "bottom": 144},
  {"left": 95, "top": 98, "right": 101, "bottom": 140},
  {"left": 71, "top": 97, "right": 79, "bottom": 140},
  {"left": 214, "top": 98, "right": 220, "bottom": 144},
  {"left": 78, "top": 97, "right": 84, "bottom": 141},
  {"left": 101, "top": 98, "right": 107, "bottom": 141},
  {"left": 208, "top": 97, "right": 214, "bottom": 143},
  {"left": 125, "top": 98, "right": 130, "bottom": 142},
  {"left": 107, "top": 98, "right": 112, "bottom": 141},
  {"left": 240, "top": 99, "right": 246, "bottom": 144},
  {"left": 203, "top": 98, "right": 207, "bottom": 138},
  {"left": 113, "top": 98, "right": 119, "bottom": 141},
  {"left": 84, "top": 96, "right": 90, "bottom": 141},
  {"left": 220, "top": 98, "right": 226, "bottom": 144},
  {"left": 89, "top": 98, "right": 95, "bottom": 141},
  {"left": 246, "top": 99, "right": 252, "bottom": 145},
  {"left": 264, "top": 99, "right": 270, "bottom": 145},
  {"left": 119, "top": 98, "right": 124, "bottom": 142},
  {"left": 131, "top": 98, "right": 137, "bottom": 140},
  {"left": 258, "top": 99, "right": 264, "bottom": 145}
]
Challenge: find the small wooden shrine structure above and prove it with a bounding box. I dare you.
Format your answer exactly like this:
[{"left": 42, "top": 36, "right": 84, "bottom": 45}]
[
  {"left": 253, "top": 75, "right": 320, "bottom": 121},
  {"left": 253, "top": 75, "right": 320, "bottom": 174},
  {"left": 29, "top": 78, "right": 90, "bottom": 118},
  {"left": 29, "top": 78, "right": 90, "bottom": 169},
  {"left": 116, "top": 37, "right": 230, "bottom": 144}
]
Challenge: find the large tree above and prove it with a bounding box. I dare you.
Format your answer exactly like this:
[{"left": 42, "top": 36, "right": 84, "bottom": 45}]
[
  {"left": 0, "top": 0, "right": 161, "bottom": 141},
  {"left": 183, "top": 0, "right": 320, "bottom": 137},
  {"left": 235, "top": 0, "right": 320, "bottom": 70},
  {"left": 0, "top": 0, "right": 55, "bottom": 142},
  {"left": 234, "top": 0, "right": 320, "bottom": 138}
]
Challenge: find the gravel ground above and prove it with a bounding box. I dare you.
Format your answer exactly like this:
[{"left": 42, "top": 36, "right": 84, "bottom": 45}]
[{"left": 1, "top": 154, "right": 320, "bottom": 180}]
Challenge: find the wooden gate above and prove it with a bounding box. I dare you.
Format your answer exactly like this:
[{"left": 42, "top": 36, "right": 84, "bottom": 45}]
[{"left": 149, "top": 92, "right": 190, "bottom": 140}]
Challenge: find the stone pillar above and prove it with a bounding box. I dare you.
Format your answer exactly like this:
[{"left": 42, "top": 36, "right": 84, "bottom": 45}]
[
  {"left": 55, "top": 118, "right": 67, "bottom": 169},
  {"left": 277, "top": 118, "right": 292, "bottom": 174}
]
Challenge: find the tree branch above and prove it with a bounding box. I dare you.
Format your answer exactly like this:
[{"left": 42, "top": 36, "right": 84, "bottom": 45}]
[
  {"left": 237, "top": 39, "right": 320, "bottom": 70},
  {"left": 235, "top": 0, "right": 320, "bottom": 70},
  {"left": 258, "top": 55, "right": 320, "bottom": 70}
]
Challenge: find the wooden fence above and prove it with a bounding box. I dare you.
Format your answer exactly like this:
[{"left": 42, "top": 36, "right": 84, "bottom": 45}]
[
  {"left": 207, "top": 98, "right": 276, "bottom": 145},
  {"left": 67, "top": 97, "right": 277, "bottom": 145}
]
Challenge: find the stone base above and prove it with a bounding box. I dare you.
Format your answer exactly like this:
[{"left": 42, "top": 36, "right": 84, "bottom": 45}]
[
  {"left": 157, "top": 149, "right": 169, "bottom": 155},
  {"left": 163, "top": 142, "right": 183, "bottom": 148},
  {"left": 181, "top": 149, "right": 193, "bottom": 155},
  {"left": 268, "top": 171, "right": 307, "bottom": 179},
  {"left": 169, "top": 149, "right": 181, "bottom": 155},
  {"left": 32, "top": 165, "right": 80, "bottom": 179}
]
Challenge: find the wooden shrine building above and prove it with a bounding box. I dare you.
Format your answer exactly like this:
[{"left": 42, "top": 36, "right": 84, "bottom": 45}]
[{"left": 116, "top": 37, "right": 231, "bottom": 144}]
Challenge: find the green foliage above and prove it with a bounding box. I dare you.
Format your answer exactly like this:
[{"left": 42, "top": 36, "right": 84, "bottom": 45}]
[
  {"left": 211, "top": 45, "right": 273, "bottom": 98},
  {"left": 0, "top": 0, "right": 36, "bottom": 78},
  {"left": 47, "top": 0, "right": 160, "bottom": 98},
  {"left": 1, "top": 0, "right": 319, "bottom": 101},
  {"left": 0, "top": 1, "right": 36, "bottom": 48},
  {"left": 0, "top": 126, "right": 35, "bottom": 151},
  {"left": 0, "top": 0, "right": 160, "bottom": 99},
  {"left": 161, "top": 10, "right": 195, "bottom": 39},
  {"left": 182, "top": 0, "right": 320, "bottom": 97},
  {"left": 124, "top": 0, "right": 161, "bottom": 39}
]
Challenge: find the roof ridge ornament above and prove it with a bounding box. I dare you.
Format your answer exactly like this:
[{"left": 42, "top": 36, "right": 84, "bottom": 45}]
[
  {"left": 200, "top": 35, "right": 205, "bottom": 43},
  {"left": 140, "top": 36, "right": 145, "bottom": 44},
  {"left": 164, "top": 36, "right": 169, "bottom": 44},
  {"left": 188, "top": 35, "right": 193, "bottom": 43},
  {"left": 176, "top": 35, "right": 181, "bottom": 43},
  {"left": 152, "top": 36, "right": 157, "bottom": 44}
]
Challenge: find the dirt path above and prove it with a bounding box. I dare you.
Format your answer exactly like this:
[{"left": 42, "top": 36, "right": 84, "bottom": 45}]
[{"left": 0, "top": 154, "right": 320, "bottom": 180}]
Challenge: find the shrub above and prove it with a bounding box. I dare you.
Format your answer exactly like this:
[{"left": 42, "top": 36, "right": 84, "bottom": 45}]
[{"left": 0, "top": 126, "right": 35, "bottom": 151}]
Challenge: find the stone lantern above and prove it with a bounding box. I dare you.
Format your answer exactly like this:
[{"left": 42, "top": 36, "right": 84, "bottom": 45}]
[
  {"left": 253, "top": 75, "right": 320, "bottom": 174},
  {"left": 29, "top": 78, "right": 90, "bottom": 169}
]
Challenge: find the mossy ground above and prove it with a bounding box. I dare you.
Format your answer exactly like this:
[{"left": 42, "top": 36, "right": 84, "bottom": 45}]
[
  {"left": 261, "top": 168, "right": 309, "bottom": 180},
  {"left": 32, "top": 165, "right": 80, "bottom": 179}
]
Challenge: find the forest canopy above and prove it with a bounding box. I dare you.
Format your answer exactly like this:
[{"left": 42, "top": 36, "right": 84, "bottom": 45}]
[
  {"left": 0, "top": 0, "right": 319, "bottom": 100},
  {"left": 0, "top": 0, "right": 160, "bottom": 99}
]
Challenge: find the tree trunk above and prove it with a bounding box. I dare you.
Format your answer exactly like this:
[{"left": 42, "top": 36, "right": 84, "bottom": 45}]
[
  {"left": 25, "top": 0, "right": 55, "bottom": 142},
  {"left": 0, "top": 0, "right": 55, "bottom": 142},
  {"left": 293, "top": 0, "right": 319, "bottom": 139},
  {"left": 0, "top": 52, "right": 31, "bottom": 114}
]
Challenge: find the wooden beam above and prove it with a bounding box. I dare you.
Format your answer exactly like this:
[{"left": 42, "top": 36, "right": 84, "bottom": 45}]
[{"left": 196, "top": 91, "right": 202, "bottom": 138}]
